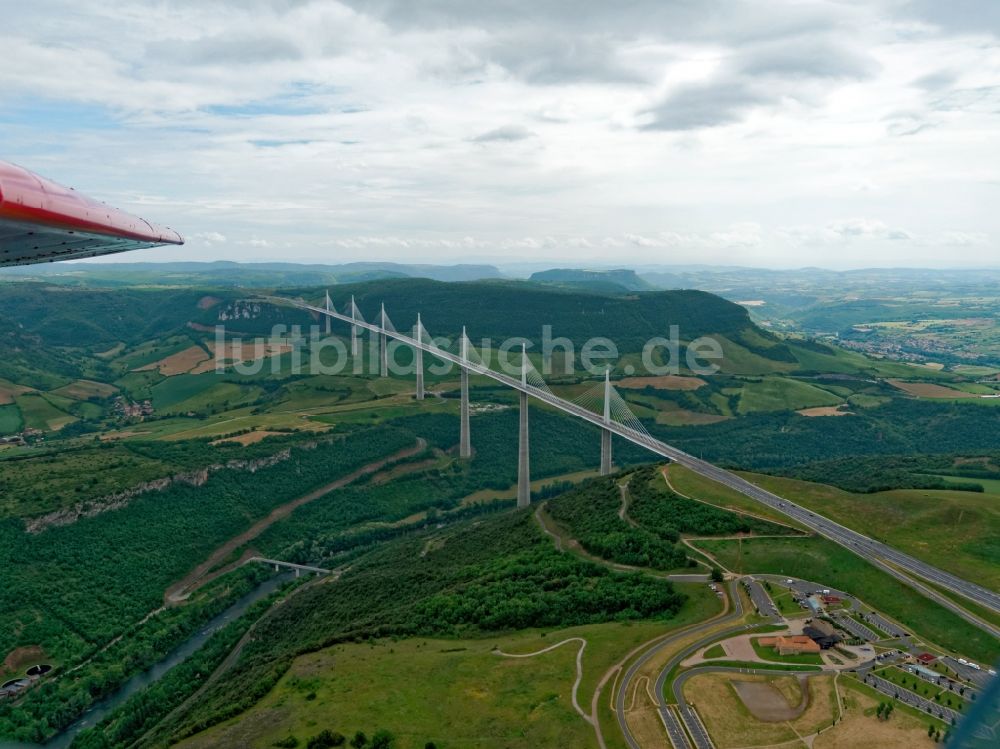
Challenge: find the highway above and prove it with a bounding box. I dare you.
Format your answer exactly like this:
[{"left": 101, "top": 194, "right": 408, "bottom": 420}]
[
  {"left": 611, "top": 578, "right": 746, "bottom": 749},
  {"left": 280, "top": 297, "right": 1000, "bottom": 633},
  {"left": 660, "top": 705, "right": 693, "bottom": 749}
]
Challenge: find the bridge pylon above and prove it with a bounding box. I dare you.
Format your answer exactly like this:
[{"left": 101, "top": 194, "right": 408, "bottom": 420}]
[
  {"left": 518, "top": 343, "right": 531, "bottom": 508},
  {"left": 414, "top": 313, "right": 424, "bottom": 401},
  {"left": 324, "top": 289, "right": 332, "bottom": 335},
  {"left": 600, "top": 368, "right": 613, "bottom": 475},
  {"left": 459, "top": 326, "right": 471, "bottom": 458}
]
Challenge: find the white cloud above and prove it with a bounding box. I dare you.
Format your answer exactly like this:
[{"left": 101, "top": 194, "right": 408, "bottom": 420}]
[
  {"left": 1, "top": 0, "right": 999, "bottom": 268},
  {"left": 193, "top": 231, "right": 227, "bottom": 244}
]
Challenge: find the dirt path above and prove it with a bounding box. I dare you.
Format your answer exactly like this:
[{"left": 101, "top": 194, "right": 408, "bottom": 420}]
[
  {"left": 618, "top": 481, "right": 638, "bottom": 528},
  {"left": 533, "top": 496, "right": 723, "bottom": 749},
  {"left": 495, "top": 637, "right": 592, "bottom": 725},
  {"left": 165, "top": 439, "right": 425, "bottom": 603}
]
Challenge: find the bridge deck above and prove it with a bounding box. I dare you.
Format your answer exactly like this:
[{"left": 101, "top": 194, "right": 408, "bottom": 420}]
[{"left": 272, "top": 296, "right": 1000, "bottom": 631}]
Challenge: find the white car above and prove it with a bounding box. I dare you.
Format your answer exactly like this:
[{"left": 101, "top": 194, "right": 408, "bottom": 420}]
[
  {"left": 958, "top": 658, "right": 968, "bottom": 665},
  {"left": 989, "top": 669, "right": 997, "bottom": 676},
  {"left": 970, "top": 663, "right": 981, "bottom": 670},
  {"left": 785, "top": 579, "right": 794, "bottom": 584}
]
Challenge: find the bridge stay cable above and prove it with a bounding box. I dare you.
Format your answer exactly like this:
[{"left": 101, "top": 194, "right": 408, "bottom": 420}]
[{"left": 277, "top": 294, "right": 1000, "bottom": 627}]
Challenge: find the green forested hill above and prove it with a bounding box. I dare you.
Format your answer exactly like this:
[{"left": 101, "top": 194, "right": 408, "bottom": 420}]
[
  {"left": 0, "top": 278, "right": 797, "bottom": 382},
  {"left": 0, "top": 284, "right": 225, "bottom": 348},
  {"left": 319, "top": 278, "right": 754, "bottom": 346},
  {"left": 0, "top": 277, "right": 755, "bottom": 348}
]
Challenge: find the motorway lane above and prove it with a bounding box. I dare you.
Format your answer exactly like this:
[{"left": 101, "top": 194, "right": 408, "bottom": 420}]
[
  {"left": 663, "top": 455, "right": 1000, "bottom": 618},
  {"left": 660, "top": 705, "right": 693, "bottom": 749},
  {"left": 287, "top": 298, "right": 1000, "bottom": 627},
  {"left": 613, "top": 579, "right": 746, "bottom": 749},
  {"left": 675, "top": 698, "right": 714, "bottom": 749}
]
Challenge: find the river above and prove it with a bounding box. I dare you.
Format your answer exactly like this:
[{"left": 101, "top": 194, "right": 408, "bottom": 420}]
[{"left": 0, "top": 572, "right": 293, "bottom": 749}]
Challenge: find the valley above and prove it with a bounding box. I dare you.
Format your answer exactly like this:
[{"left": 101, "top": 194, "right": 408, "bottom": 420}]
[{"left": 0, "top": 274, "right": 997, "bottom": 749}]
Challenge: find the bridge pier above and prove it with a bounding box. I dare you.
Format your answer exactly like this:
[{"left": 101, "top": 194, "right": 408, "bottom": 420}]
[
  {"left": 518, "top": 343, "right": 531, "bottom": 508},
  {"left": 414, "top": 314, "right": 424, "bottom": 401},
  {"left": 379, "top": 302, "right": 388, "bottom": 377},
  {"left": 350, "top": 295, "right": 359, "bottom": 359},
  {"left": 324, "top": 290, "right": 332, "bottom": 335},
  {"left": 600, "top": 429, "right": 612, "bottom": 475},
  {"left": 600, "top": 369, "right": 613, "bottom": 475},
  {"left": 460, "top": 326, "right": 471, "bottom": 458}
]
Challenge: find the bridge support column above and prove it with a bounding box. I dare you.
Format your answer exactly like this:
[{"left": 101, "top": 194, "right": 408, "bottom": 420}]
[
  {"left": 414, "top": 315, "right": 424, "bottom": 401},
  {"left": 518, "top": 389, "right": 530, "bottom": 507},
  {"left": 379, "top": 302, "right": 388, "bottom": 377},
  {"left": 517, "top": 344, "right": 531, "bottom": 507},
  {"left": 459, "top": 327, "right": 471, "bottom": 457},
  {"left": 600, "top": 368, "right": 613, "bottom": 475},
  {"left": 324, "top": 290, "right": 332, "bottom": 335},
  {"left": 349, "top": 294, "right": 359, "bottom": 359},
  {"left": 600, "top": 429, "right": 612, "bottom": 476}
]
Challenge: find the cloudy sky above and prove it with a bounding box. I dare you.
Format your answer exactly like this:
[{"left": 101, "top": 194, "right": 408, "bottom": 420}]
[{"left": 3, "top": 0, "right": 999, "bottom": 269}]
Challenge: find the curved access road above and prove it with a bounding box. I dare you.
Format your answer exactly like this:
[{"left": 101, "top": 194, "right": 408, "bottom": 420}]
[{"left": 614, "top": 579, "right": 746, "bottom": 749}]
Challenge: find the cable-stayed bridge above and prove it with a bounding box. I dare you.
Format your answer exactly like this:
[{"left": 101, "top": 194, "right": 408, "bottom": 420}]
[{"left": 269, "top": 293, "right": 1000, "bottom": 636}]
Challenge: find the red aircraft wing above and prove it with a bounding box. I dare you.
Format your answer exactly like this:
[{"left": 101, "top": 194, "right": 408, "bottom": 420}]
[{"left": 0, "top": 160, "right": 183, "bottom": 267}]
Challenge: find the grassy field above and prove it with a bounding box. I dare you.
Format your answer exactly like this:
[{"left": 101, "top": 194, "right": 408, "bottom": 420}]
[
  {"left": 0, "top": 404, "right": 23, "bottom": 434},
  {"left": 738, "top": 471, "right": 1000, "bottom": 591},
  {"left": 14, "top": 392, "right": 76, "bottom": 431},
  {"left": 167, "top": 381, "right": 264, "bottom": 414},
  {"left": 178, "top": 582, "right": 723, "bottom": 749},
  {"left": 175, "top": 619, "right": 688, "bottom": 749},
  {"left": 664, "top": 465, "right": 809, "bottom": 529},
  {"left": 769, "top": 585, "right": 807, "bottom": 617},
  {"left": 691, "top": 536, "right": 999, "bottom": 665},
  {"left": 683, "top": 672, "right": 835, "bottom": 747},
  {"left": 116, "top": 336, "right": 196, "bottom": 371},
  {"left": 713, "top": 335, "right": 797, "bottom": 375},
  {"left": 50, "top": 379, "right": 118, "bottom": 401},
  {"left": 703, "top": 643, "right": 725, "bottom": 659},
  {"left": 888, "top": 380, "right": 982, "bottom": 399},
  {"left": 737, "top": 376, "right": 843, "bottom": 414},
  {"left": 0, "top": 378, "right": 33, "bottom": 405},
  {"left": 812, "top": 678, "right": 940, "bottom": 748},
  {"left": 150, "top": 373, "right": 226, "bottom": 409}
]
